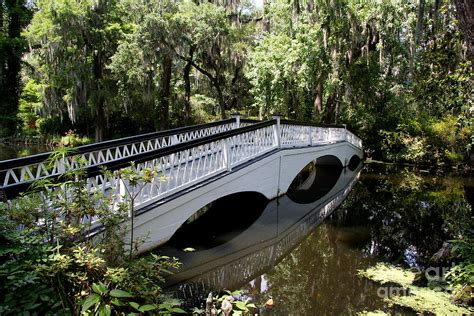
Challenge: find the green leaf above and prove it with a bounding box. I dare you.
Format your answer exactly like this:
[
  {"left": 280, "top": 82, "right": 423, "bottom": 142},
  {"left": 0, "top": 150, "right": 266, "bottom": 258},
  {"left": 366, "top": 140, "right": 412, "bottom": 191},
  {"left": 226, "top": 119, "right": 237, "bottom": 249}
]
[
  {"left": 182, "top": 247, "right": 195, "bottom": 252},
  {"left": 98, "top": 304, "right": 111, "bottom": 316},
  {"left": 92, "top": 282, "right": 108, "bottom": 295},
  {"left": 231, "top": 290, "right": 243, "bottom": 296},
  {"left": 235, "top": 301, "right": 249, "bottom": 311},
  {"left": 129, "top": 301, "right": 140, "bottom": 311},
  {"left": 170, "top": 307, "right": 186, "bottom": 313},
  {"left": 110, "top": 289, "right": 133, "bottom": 298},
  {"left": 111, "top": 298, "right": 125, "bottom": 306},
  {"left": 82, "top": 294, "right": 100, "bottom": 312},
  {"left": 139, "top": 304, "right": 158, "bottom": 312}
]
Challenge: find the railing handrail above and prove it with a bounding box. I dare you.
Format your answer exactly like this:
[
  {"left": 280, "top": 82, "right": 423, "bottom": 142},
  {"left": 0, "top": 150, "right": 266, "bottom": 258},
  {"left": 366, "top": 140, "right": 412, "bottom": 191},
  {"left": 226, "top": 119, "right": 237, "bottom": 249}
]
[
  {"left": 0, "top": 117, "right": 362, "bottom": 201},
  {"left": 0, "top": 120, "right": 277, "bottom": 200},
  {"left": 279, "top": 119, "right": 363, "bottom": 136},
  {"left": 0, "top": 118, "right": 236, "bottom": 170}
]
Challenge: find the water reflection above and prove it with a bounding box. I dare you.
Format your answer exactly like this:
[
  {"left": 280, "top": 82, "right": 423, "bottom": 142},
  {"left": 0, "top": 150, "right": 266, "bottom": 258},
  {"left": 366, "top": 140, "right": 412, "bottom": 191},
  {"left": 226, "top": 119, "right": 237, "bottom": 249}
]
[
  {"left": 331, "top": 165, "right": 473, "bottom": 268},
  {"left": 158, "top": 164, "right": 472, "bottom": 314},
  {"left": 158, "top": 164, "right": 362, "bottom": 306},
  {"left": 0, "top": 144, "right": 52, "bottom": 160},
  {"left": 246, "top": 165, "right": 472, "bottom": 315}
]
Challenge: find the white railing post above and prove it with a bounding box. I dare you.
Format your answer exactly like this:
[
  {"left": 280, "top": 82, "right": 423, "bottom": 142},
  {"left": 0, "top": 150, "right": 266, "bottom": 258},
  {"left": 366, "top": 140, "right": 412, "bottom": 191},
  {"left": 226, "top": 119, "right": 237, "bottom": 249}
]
[
  {"left": 272, "top": 114, "right": 281, "bottom": 149},
  {"left": 231, "top": 112, "right": 241, "bottom": 128},
  {"left": 59, "top": 156, "right": 66, "bottom": 173},
  {"left": 343, "top": 124, "right": 347, "bottom": 143},
  {"left": 308, "top": 126, "right": 313, "bottom": 146},
  {"left": 222, "top": 138, "right": 232, "bottom": 171}
]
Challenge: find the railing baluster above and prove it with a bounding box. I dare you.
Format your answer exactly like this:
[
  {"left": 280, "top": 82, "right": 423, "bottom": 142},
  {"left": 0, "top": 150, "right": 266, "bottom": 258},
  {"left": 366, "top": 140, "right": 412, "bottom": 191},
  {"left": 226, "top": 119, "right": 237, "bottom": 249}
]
[{"left": 272, "top": 115, "right": 281, "bottom": 149}]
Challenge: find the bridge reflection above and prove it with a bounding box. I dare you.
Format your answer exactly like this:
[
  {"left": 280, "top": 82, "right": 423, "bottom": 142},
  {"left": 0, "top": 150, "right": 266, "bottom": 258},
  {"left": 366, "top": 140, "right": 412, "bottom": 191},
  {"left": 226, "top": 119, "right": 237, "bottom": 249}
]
[{"left": 156, "top": 163, "right": 362, "bottom": 304}]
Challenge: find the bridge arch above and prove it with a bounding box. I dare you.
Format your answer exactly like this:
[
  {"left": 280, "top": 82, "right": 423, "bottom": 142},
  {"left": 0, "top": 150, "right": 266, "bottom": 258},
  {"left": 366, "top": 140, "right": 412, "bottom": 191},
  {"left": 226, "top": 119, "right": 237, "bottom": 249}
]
[
  {"left": 287, "top": 160, "right": 343, "bottom": 204},
  {"left": 167, "top": 191, "right": 268, "bottom": 250},
  {"left": 348, "top": 155, "right": 362, "bottom": 171},
  {"left": 316, "top": 154, "right": 343, "bottom": 167}
]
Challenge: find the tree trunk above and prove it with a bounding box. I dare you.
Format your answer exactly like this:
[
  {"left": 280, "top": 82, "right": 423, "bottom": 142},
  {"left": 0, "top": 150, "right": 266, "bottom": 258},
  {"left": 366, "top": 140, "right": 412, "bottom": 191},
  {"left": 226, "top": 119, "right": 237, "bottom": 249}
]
[
  {"left": 323, "top": 92, "right": 337, "bottom": 124},
  {"left": 453, "top": 0, "right": 474, "bottom": 69},
  {"left": 306, "top": 0, "right": 313, "bottom": 14},
  {"left": 215, "top": 81, "right": 226, "bottom": 119},
  {"left": 433, "top": 0, "right": 440, "bottom": 33},
  {"left": 229, "top": 65, "right": 241, "bottom": 110},
  {"left": 415, "top": 0, "right": 425, "bottom": 45},
  {"left": 314, "top": 81, "right": 323, "bottom": 118},
  {"left": 263, "top": 0, "right": 270, "bottom": 32},
  {"left": 2, "top": 0, "right": 22, "bottom": 135},
  {"left": 93, "top": 45, "right": 106, "bottom": 141},
  {"left": 293, "top": 0, "right": 300, "bottom": 23},
  {"left": 183, "top": 48, "right": 194, "bottom": 125},
  {"left": 95, "top": 99, "right": 105, "bottom": 142},
  {"left": 159, "top": 53, "right": 172, "bottom": 130},
  {"left": 410, "top": 0, "right": 425, "bottom": 78},
  {"left": 287, "top": 80, "right": 296, "bottom": 119}
]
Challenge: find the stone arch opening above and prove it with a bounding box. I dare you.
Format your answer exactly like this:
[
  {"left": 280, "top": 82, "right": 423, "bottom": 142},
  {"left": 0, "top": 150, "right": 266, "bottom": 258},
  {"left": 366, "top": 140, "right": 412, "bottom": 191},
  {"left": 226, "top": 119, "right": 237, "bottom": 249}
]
[
  {"left": 348, "top": 155, "right": 362, "bottom": 171},
  {"left": 167, "top": 192, "right": 268, "bottom": 250},
  {"left": 287, "top": 155, "right": 343, "bottom": 204}
]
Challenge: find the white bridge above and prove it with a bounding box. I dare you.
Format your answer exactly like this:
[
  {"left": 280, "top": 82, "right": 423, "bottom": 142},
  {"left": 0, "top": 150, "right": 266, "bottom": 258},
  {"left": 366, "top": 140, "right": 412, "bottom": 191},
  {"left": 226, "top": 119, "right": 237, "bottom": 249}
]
[{"left": 0, "top": 115, "right": 363, "bottom": 252}]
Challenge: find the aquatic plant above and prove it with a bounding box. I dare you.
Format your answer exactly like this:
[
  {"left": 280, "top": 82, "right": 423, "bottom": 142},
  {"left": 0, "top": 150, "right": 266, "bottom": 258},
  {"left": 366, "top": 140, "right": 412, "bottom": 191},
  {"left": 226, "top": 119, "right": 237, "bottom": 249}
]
[{"left": 358, "top": 263, "right": 473, "bottom": 314}]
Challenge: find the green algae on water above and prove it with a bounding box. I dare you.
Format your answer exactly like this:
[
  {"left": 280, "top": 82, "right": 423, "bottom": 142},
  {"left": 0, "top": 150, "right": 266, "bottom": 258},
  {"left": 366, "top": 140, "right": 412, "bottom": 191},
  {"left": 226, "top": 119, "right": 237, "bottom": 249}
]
[
  {"left": 358, "top": 263, "right": 473, "bottom": 315},
  {"left": 357, "top": 310, "right": 389, "bottom": 316}
]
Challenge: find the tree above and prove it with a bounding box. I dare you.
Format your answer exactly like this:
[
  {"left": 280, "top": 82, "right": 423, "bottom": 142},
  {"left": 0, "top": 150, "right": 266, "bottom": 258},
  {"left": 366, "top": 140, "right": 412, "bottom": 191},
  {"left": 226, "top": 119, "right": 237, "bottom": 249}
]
[
  {"left": 453, "top": 0, "right": 474, "bottom": 68},
  {"left": 109, "top": 0, "right": 180, "bottom": 130},
  {"left": 25, "top": 0, "right": 122, "bottom": 141},
  {"left": 173, "top": 1, "right": 252, "bottom": 119},
  {"left": 0, "top": 0, "right": 31, "bottom": 136}
]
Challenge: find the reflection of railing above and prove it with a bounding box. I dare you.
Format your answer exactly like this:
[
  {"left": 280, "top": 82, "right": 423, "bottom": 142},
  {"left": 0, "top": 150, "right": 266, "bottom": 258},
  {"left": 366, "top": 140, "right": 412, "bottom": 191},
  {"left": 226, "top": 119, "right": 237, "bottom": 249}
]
[
  {"left": 0, "top": 116, "right": 362, "bottom": 213},
  {"left": 174, "top": 171, "right": 361, "bottom": 299}
]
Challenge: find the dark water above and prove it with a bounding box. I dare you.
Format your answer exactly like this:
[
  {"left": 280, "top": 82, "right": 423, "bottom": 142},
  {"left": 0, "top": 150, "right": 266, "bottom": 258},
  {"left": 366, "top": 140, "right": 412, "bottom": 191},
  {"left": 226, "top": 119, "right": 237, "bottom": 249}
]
[
  {"left": 156, "top": 163, "right": 473, "bottom": 315},
  {"left": 0, "top": 144, "right": 51, "bottom": 160}
]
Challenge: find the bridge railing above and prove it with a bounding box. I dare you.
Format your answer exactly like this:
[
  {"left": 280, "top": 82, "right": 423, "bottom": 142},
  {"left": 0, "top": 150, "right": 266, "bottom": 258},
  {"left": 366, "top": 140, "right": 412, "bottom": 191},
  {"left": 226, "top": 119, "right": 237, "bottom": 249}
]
[
  {"left": 0, "top": 117, "right": 362, "bottom": 207},
  {"left": 279, "top": 119, "right": 362, "bottom": 149},
  {"left": 0, "top": 118, "right": 240, "bottom": 189}
]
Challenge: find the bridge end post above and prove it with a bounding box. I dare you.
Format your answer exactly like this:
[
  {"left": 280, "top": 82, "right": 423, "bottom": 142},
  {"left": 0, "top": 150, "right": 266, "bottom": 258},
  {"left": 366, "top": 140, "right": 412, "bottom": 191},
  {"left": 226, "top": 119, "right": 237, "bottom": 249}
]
[
  {"left": 272, "top": 114, "right": 281, "bottom": 149},
  {"left": 231, "top": 113, "right": 241, "bottom": 128}
]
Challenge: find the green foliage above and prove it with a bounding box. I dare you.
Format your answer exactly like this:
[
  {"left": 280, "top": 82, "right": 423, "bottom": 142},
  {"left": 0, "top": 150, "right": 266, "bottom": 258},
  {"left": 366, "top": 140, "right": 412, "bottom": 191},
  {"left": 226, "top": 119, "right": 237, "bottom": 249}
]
[
  {"left": 379, "top": 115, "right": 473, "bottom": 166},
  {"left": 59, "top": 130, "right": 92, "bottom": 147},
  {"left": 3, "top": 0, "right": 473, "bottom": 160},
  {"left": 192, "top": 290, "right": 257, "bottom": 316},
  {"left": 446, "top": 235, "right": 474, "bottom": 305},
  {"left": 0, "top": 0, "right": 32, "bottom": 136},
  {"left": 0, "top": 150, "right": 180, "bottom": 314},
  {"left": 17, "top": 79, "right": 42, "bottom": 136}
]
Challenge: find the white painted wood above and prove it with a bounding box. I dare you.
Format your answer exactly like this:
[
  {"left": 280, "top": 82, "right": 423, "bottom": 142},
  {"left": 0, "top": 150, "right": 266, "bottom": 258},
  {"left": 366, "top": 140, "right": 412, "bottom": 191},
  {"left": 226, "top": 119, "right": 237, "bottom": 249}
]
[
  {"left": 1, "top": 118, "right": 363, "bottom": 255},
  {"left": 165, "top": 165, "right": 361, "bottom": 290},
  {"left": 127, "top": 141, "right": 363, "bottom": 253}
]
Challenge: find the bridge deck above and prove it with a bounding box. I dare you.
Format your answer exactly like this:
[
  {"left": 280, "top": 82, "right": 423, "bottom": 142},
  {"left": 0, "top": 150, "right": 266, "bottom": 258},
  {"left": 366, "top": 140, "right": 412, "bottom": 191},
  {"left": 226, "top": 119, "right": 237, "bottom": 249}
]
[{"left": 0, "top": 116, "right": 362, "bottom": 231}]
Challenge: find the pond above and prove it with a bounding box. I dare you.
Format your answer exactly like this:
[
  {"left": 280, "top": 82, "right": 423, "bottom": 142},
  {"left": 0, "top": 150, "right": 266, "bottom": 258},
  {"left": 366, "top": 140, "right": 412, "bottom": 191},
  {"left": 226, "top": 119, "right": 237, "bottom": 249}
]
[
  {"left": 156, "top": 163, "right": 473, "bottom": 314},
  {"left": 0, "top": 143, "right": 52, "bottom": 160}
]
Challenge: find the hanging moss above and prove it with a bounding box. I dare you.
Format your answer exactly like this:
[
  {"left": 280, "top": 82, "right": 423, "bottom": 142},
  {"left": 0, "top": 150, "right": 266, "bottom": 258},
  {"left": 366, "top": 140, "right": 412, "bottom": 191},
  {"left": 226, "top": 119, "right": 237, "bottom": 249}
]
[{"left": 358, "top": 263, "right": 473, "bottom": 315}]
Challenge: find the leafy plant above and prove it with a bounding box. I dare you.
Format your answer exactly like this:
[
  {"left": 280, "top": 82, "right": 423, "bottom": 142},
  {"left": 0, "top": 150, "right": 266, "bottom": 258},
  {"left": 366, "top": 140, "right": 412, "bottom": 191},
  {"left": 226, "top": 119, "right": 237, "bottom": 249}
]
[{"left": 0, "top": 149, "right": 181, "bottom": 315}]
